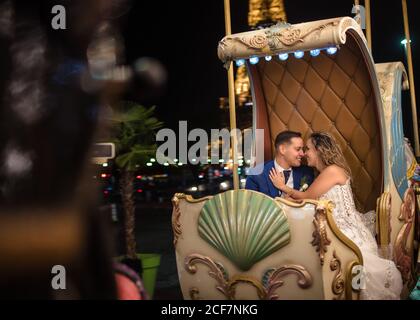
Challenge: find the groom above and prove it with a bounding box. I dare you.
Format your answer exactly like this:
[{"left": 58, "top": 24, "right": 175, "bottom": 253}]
[{"left": 246, "top": 130, "right": 314, "bottom": 198}]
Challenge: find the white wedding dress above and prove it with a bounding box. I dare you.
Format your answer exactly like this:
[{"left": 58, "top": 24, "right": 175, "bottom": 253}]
[{"left": 320, "top": 179, "right": 403, "bottom": 300}]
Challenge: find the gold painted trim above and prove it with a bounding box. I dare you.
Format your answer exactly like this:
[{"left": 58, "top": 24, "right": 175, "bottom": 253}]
[
  {"left": 311, "top": 202, "right": 333, "bottom": 266},
  {"left": 376, "top": 192, "right": 392, "bottom": 247},
  {"left": 171, "top": 195, "right": 182, "bottom": 247},
  {"left": 325, "top": 204, "right": 364, "bottom": 266},
  {"left": 173, "top": 193, "right": 213, "bottom": 204},
  {"left": 275, "top": 197, "right": 319, "bottom": 208},
  {"left": 171, "top": 193, "right": 213, "bottom": 247},
  {"left": 228, "top": 275, "right": 267, "bottom": 300},
  {"left": 184, "top": 253, "right": 312, "bottom": 300},
  {"left": 185, "top": 253, "right": 230, "bottom": 298},
  {"left": 264, "top": 265, "right": 313, "bottom": 300},
  {"left": 330, "top": 250, "right": 345, "bottom": 300},
  {"left": 407, "top": 160, "right": 417, "bottom": 179}
]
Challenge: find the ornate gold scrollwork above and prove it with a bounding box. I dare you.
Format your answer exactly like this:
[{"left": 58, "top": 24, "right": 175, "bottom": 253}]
[
  {"left": 263, "top": 265, "right": 313, "bottom": 300},
  {"left": 227, "top": 275, "right": 267, "bottom": 300},
  {"left": 330, "top": 250, "right": 345, "bottom": 300},
  {"left": 394, "top": 188, "right": 415, "bottom": 283},
  {"left": 185, "top": 254, "right": 312, "bottom": 300},
  {"left": 376, "top": 192, "right": 392, "bottom": 248},
  {"left": 171, "top": 194, "right": 182, "bottom": 247},
  {"left": 171, "top": 193, "right": 213, "bottom": 247},
  {"left": 311, "top": 200, "right": 333, "bottom": 265},
  {"left": 185, "top": 254, "right": 230, "bottom": 299}
]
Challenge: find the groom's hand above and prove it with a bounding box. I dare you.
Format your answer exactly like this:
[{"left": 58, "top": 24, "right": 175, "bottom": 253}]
[{"left": 269, "top": 168, "right": 285, "bottom": 190}]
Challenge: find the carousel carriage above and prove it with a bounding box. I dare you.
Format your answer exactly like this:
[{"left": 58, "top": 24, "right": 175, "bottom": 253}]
[{"left": 171, "top": 16, "right": 419, "bottom": 300}]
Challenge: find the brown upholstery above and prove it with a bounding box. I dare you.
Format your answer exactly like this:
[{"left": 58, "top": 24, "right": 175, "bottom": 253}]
[{"left": 248, "top": 33, "right": 383, "bottom": 212}]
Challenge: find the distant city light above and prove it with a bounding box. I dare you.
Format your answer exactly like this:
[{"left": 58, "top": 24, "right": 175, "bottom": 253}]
[
  {"left": 163, "top": 162, "right": 169, "bottom": 166},
  {"left": 150, "top": 158, "right": 156, "bottom": 162},
  {"left": 173, "top": 158, "right": 178, "bottom": 163},
  {"left": 178, "top": 162, "right": 183, "bottom": 166},
  {"left": 265, "top": 55, "right": 272, "bottom": 61},
  {"left": 220, "top": 182, "right": 229, "bottom": 190},
  {"left": 191, "top": 186, "right": 198, "bottom": 192},
  {"left": 146, "top": 163, "right": 152, "bottom": 167},
  {"left": 401, "top": 39, "right": 412, "bottom": 45},
  {"left": 102, "top": 163, "right": 108, "bottom": 167},
  {"left": 219, "top": 159, "right": 224, "bottom": 163}
]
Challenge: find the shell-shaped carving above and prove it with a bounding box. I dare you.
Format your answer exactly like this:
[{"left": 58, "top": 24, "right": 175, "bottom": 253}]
[{"left": 198, "top": 190, "right": 290, "bottom": 271}]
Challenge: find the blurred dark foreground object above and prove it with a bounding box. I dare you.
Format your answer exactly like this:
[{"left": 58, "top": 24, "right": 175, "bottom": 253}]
[{"left": 0, "top": 0, "right": 167, "bottom": 299}]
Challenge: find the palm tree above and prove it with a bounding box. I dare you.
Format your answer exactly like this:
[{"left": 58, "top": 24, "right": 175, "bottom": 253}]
[{"left": 111, "top": 101, "right": 163, "bottom": 259}]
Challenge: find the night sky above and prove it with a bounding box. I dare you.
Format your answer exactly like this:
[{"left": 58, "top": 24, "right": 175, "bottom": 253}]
[{"left": 122, "top": 0, "right": 419, "bottom": 143}]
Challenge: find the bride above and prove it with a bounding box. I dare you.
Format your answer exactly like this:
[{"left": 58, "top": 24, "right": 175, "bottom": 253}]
[{"left": 269, "top": 132, "right": 403, "bottom": 300}]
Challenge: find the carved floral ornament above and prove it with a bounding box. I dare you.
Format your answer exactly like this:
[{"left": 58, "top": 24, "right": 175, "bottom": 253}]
[
  {"left": 184, "top": 253, "right": 312, "bottom": 300},
  {"left": 218, "top": 17, "right": 363, "bottom": 63},
  {"left": 171, "top": 194, "right": 182, "bottom": 247},
  {"left": 171, "top": 193, "right": 212, "bottom": 248},
  {"left": 230, "top": 21, "right": 339, "bottom": 53},
  {"left": 330, "top": 250, "right": 345, "bottom": 299},
  {"left": 311, "top": 200, "right": 334, "bottom": 265},
  {"left": 394, "top": 187, "right": 415, "bottom": 283}
]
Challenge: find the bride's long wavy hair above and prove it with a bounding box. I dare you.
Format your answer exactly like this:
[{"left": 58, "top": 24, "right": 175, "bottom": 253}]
[
  {"left": 310, "top": 132, "right": 364, "bottom": 211},
  {"left": 310, "top": 132, "right": 352, "bottom": 180}
]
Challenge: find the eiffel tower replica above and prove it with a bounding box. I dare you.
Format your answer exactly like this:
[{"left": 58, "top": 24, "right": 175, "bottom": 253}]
[{"left": 219, "top": 0, "right": 287, "bottom": 130}]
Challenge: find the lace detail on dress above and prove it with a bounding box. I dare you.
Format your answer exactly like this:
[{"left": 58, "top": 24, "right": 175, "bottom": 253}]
[
  {"left": 320, "top": 180, "right": 403, "bottom": 300},
  {"left": 320, "top": 179, "right": 377, "bottom": 254},
  {"left": 359, "top": 210, "right": 376, "bottom": 237}
]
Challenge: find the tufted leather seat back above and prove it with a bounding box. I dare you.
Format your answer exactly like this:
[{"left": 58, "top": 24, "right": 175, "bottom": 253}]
[{"left": 248, "top": 33, "right": 383, "bottom": 212}]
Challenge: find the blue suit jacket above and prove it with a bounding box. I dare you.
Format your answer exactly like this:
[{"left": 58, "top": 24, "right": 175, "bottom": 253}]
[{"left": 245, "top": 160, "right": 315, "bottom": 198}]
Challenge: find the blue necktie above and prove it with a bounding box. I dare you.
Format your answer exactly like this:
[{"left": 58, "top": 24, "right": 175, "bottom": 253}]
[
  {"left": 279, "top": 170, "right": 291, "bottom": 196},
  {"left": 283, "top": 170, "right": 291, "bottom": 184}
]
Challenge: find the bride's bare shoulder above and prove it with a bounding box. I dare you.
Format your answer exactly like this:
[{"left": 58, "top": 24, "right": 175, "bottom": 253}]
[{"left": 323, "top": 165, "right": 348, "bottom": 184}]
